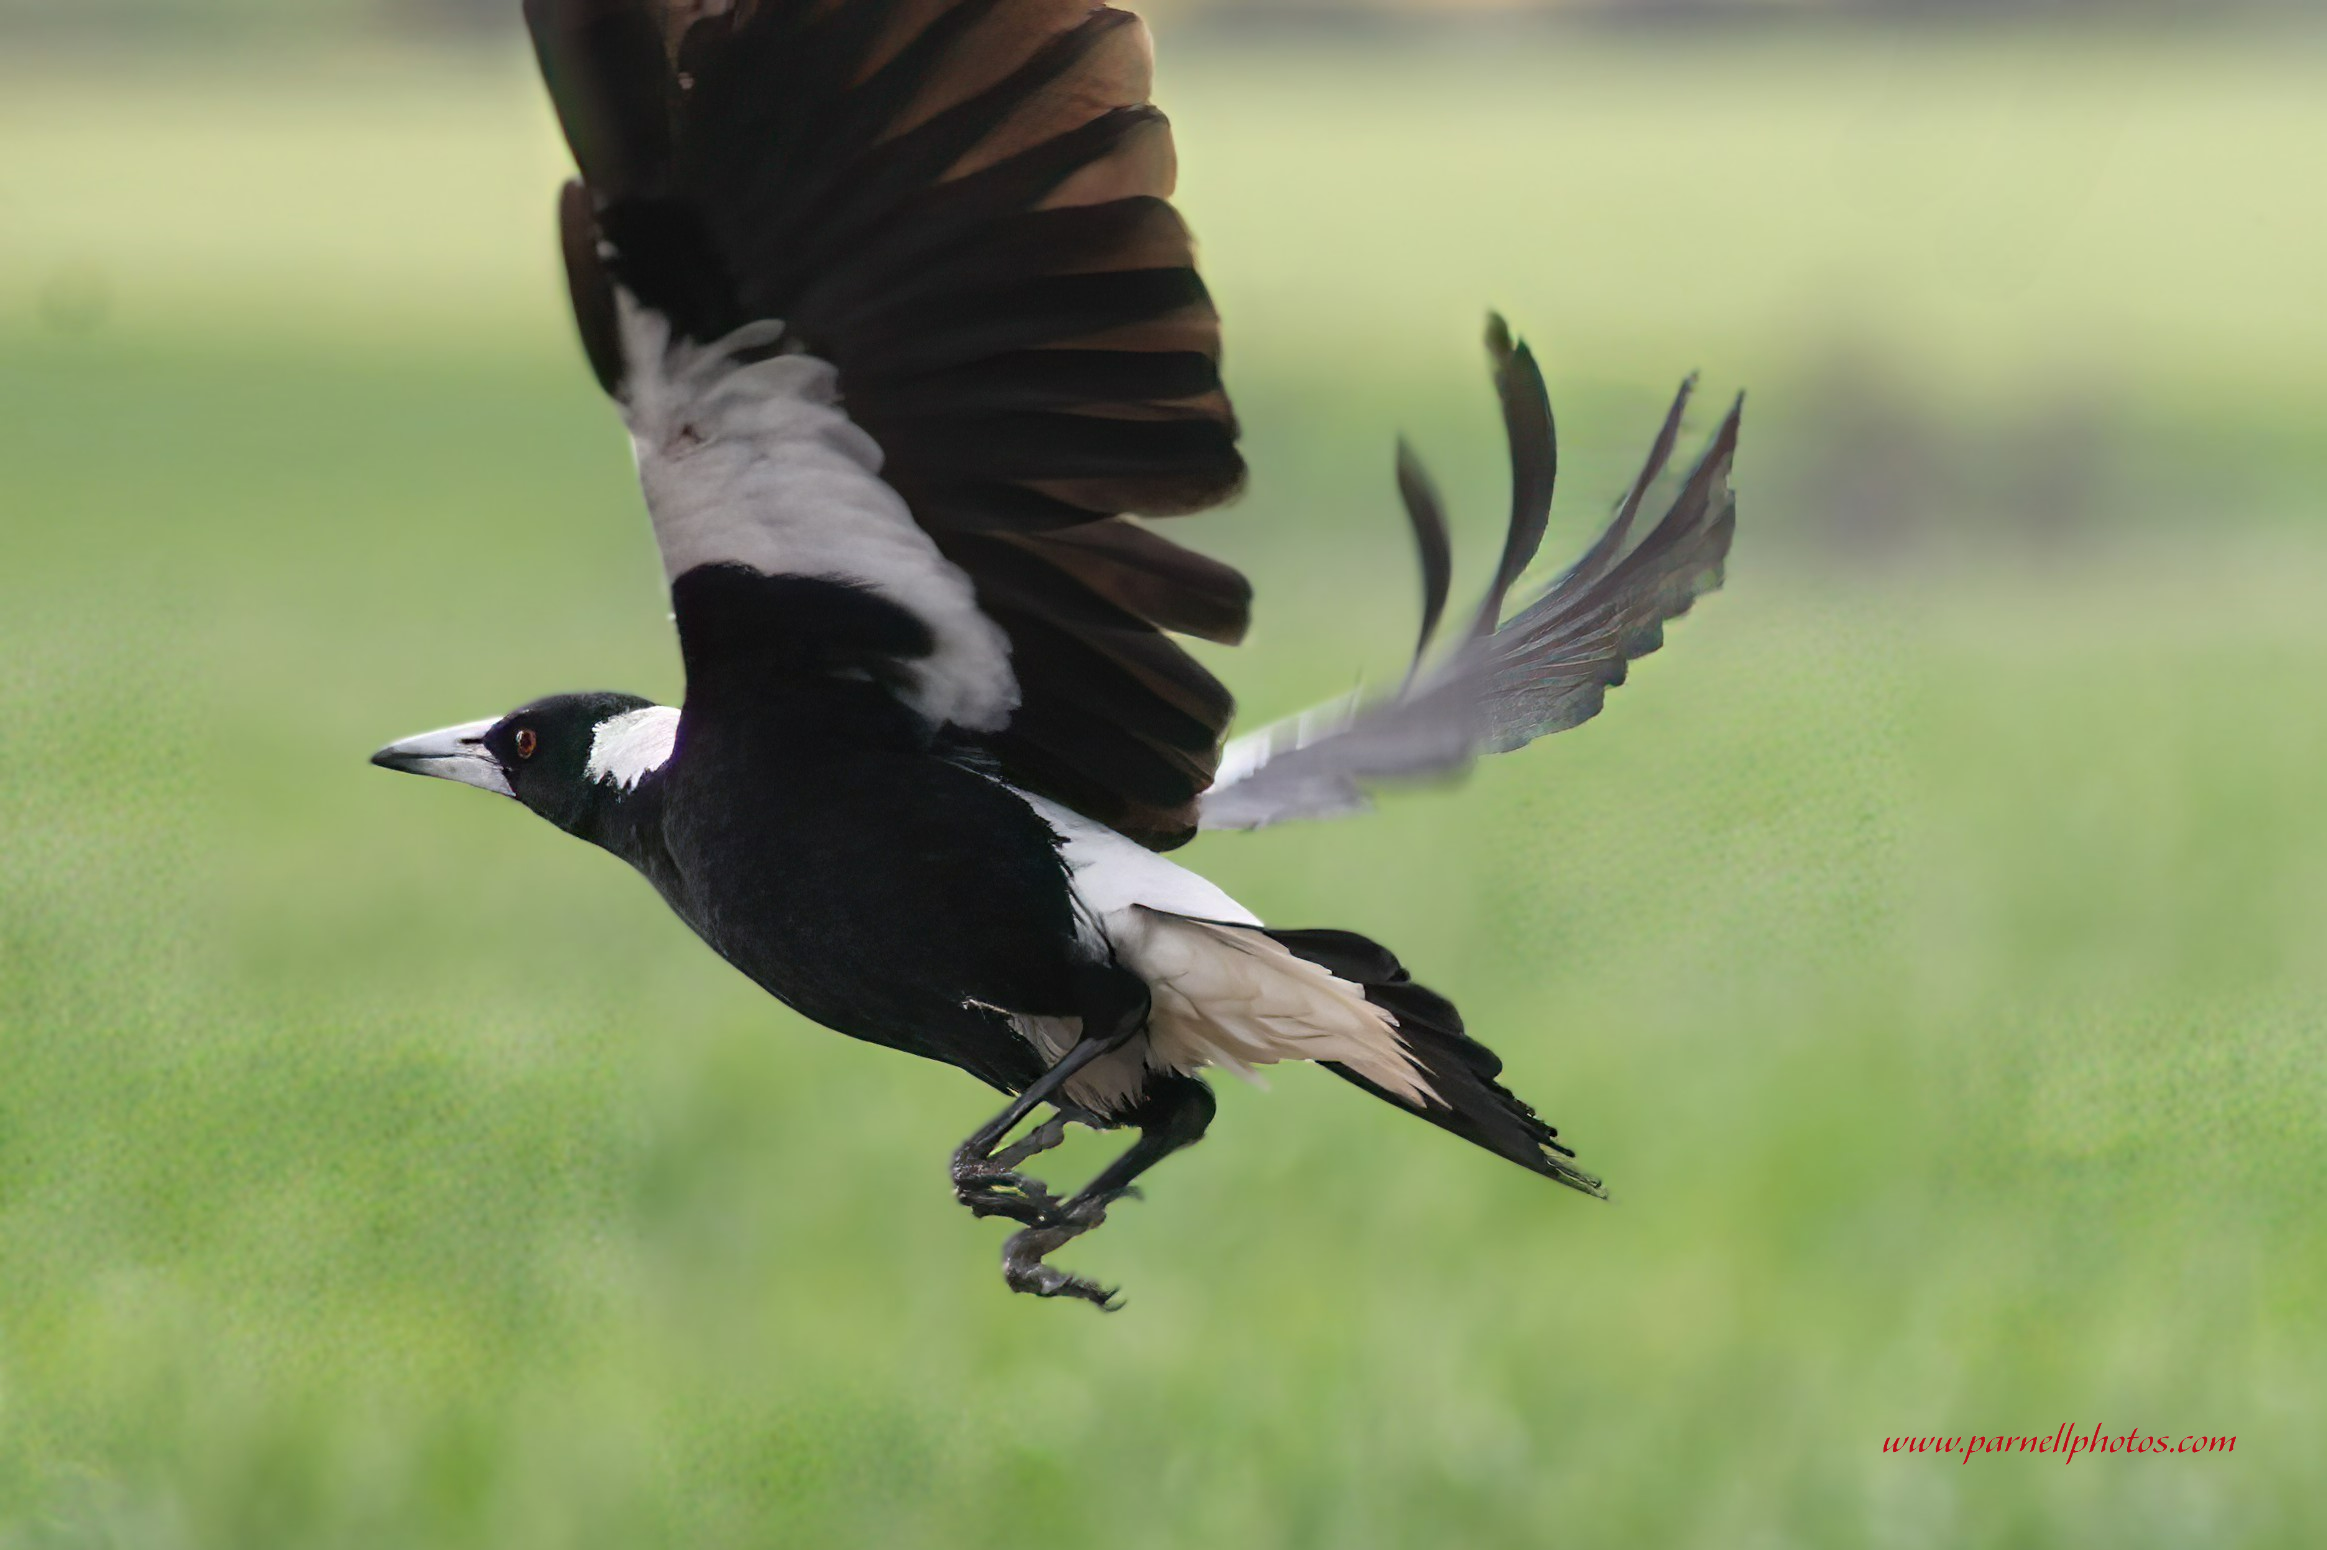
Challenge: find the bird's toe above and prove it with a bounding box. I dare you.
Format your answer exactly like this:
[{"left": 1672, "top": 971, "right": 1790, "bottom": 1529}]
[
  {"left": 1002, "top": 1241, "right": 1120, "bottom": 1310},
  {"left": 952, "top": 1166, "right": 1065, "bottom": 1227}
]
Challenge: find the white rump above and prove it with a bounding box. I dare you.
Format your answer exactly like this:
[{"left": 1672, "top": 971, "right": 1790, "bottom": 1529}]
[{"left": 1003, "top": 789, "right": 1436, "bottom": 1115}]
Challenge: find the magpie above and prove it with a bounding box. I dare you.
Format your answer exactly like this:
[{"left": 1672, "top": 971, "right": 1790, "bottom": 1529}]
[{"left": 373, "top": 0, "right": 1741, "bottom": 1308}]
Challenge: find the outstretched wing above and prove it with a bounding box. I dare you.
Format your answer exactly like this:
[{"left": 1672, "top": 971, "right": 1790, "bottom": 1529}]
[
  {"left": 1201, "top": 320, "right": 1741, "bottom": 833},
  {"left": 525, "top": 0, "right": 1249, "bottom": 849}
]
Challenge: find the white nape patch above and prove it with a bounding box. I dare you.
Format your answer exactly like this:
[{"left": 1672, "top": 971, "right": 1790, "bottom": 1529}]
[
  {"left": 586, "top": 704, "right": 681, "bottom": 791},
  {"left": 616, "top": 296, "right": 1019, "bottom": 732},
  {"left": 1002, "top": 789, "right": 1436, "bottom": 1115}
]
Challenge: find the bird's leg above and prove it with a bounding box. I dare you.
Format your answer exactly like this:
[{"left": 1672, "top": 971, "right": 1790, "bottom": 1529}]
[
  {"left": 1003, "top": 1075, "right": 1216, "bottom": 1312},
  {"left": 953, "top": 967, "right": 1150, "bottom": 1238},
  {"left": 990, "top": 1114, "right": 1073, "bottom": 1174}
]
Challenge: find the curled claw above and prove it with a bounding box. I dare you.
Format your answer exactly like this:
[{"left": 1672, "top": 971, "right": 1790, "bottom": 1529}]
[
  {"left": 952, "top": 1126, "right": 1071, "bottom": 1227},
  {"left": 1000, "top": 1196, "right": 1122, "bottom": 1311},
  {"left": 953, "top": 1167, "right": 1064, "bottom": 1227},
  {"left": 1003, "top": 1256, "right": 1121, "bottom": 1311}
]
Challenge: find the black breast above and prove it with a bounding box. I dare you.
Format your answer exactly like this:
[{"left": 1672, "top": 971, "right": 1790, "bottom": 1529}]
[{"left": 644, "top": 675, "right": 1082, "bottom": 1094}]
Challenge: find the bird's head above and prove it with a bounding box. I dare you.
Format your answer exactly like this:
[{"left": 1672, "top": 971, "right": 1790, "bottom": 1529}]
[{"left": 371, "top": 692, "right": 679, "bottom": 835}]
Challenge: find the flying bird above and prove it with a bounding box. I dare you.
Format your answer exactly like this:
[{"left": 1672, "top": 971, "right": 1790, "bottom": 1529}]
[{"left": 373, "top": 0, "right": 1740, "bottom": 1308}]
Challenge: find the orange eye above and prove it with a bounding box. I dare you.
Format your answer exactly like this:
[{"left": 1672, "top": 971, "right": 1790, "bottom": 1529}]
[{"left": 514, "top": 728, "right": 538, "bottom": 760}]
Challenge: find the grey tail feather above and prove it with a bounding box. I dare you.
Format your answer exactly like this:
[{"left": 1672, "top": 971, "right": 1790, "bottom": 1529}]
[
  {"left": 1469, "top": 313, "right": 1559, "bottom": 641},
  {"left": 1264, "top": 928, "right": 1607, "bottom": 1198},
  {"left": 1395, "top": 436, "right": 1455, "bottom": 675}
]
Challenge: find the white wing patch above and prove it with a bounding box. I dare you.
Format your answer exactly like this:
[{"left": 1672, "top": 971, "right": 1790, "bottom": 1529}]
[
  {"left": 587, "top": 704, "right": 681, "bottom": 791},
  {"left": 618, "top": 297, "right": 1019, "bottom": 732},
  {"left": 1003, "top": 788, "right": 1436, "bottom": 1115},
  {"left": 1014, "top": 791, "right": 1258, "bottom": 934}
]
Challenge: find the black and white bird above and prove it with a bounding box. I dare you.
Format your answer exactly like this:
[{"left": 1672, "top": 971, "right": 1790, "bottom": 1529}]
[{"left": 373, "top": 0, "right": 1740, "bottom": 1307}]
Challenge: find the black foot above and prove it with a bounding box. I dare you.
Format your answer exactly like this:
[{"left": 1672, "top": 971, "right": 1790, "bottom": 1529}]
[
  {"left": 952, "top": 1119, "right": 1071, "bottom": 1228},
  {"left": 1001, "top": 1194, "right": 1126, "bottom": 1311},
  {"left": 952, "top": 1168, "right": 1062, "bottom": 1227}
]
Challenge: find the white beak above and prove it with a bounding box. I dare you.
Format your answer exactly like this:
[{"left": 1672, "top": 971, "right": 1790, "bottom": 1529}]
[{"left": 370, "top": 718, "right": 514, "bottom": 797}]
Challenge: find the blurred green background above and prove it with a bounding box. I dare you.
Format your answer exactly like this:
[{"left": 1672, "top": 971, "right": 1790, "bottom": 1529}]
[{"left": 4, "top": 4, "right": 2326, "bottom": 1546}]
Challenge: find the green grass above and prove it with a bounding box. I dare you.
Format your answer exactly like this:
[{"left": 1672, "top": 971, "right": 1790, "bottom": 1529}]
[{"left": 4, "top": 29, "right": 2326, "bottom": 1548}]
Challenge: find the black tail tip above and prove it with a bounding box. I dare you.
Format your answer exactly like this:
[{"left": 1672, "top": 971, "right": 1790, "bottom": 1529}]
[
  {"left": 1486, "top": 310, "right": 1515, "bottom": 362},
  {"left": 1550, "top": 1155, "right": 1611, "bottom": 1200}
]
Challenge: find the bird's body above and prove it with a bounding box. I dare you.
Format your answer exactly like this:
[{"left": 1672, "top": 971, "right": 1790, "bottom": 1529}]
[
  {"left": 646, "top": 704, "right": 1079, "bottom": 1097},
  {"left": 374, "top": 0, "right": 1742, "bottom": 1305}
]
